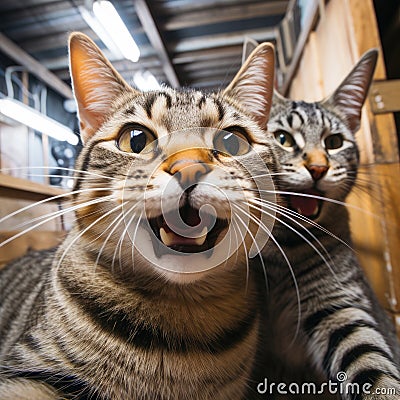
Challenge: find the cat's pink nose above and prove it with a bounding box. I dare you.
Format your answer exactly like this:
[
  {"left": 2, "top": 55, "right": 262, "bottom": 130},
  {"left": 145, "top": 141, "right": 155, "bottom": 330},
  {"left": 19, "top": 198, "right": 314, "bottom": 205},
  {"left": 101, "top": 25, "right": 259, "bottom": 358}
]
[{"left": 306, "top": 164, "right": 329, "bottom": 181}]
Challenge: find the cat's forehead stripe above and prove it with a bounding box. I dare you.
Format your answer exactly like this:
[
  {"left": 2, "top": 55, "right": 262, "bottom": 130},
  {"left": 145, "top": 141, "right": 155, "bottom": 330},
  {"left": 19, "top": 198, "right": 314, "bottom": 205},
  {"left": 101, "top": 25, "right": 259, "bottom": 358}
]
[
  {"left": 292, "top": 113, "right": 302, "bottom": 130},
  {"left": 213, "top": 98, "right": 225, "bottom": 122},
  {"left": 143, "top": 92, "right": 174, "bottom": 119},
  {"left": 197, "top": 95, "right": 207, "bottom": 109},
  {"left": 323, "top": 114, "right": 333, "bottom": 130},
  {"left": 291, "top": 110, "right": 305, "bottom": 125},
  {"left": 151, "top": 95, "right": 172, "bottom": 127}
]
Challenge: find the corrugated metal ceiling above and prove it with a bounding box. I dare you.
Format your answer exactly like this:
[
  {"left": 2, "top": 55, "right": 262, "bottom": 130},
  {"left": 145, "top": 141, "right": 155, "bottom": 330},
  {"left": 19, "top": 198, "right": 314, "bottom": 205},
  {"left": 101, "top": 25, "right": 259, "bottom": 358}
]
[{"left": 0, "top": 0, "right": 289, "bottom": 93}]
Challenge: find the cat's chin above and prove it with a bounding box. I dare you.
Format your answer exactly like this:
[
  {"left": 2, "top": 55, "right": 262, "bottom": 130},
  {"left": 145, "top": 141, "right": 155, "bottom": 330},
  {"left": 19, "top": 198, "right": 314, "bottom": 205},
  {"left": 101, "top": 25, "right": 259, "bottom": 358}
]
[{"left": 156, "top": 267, "right": 221, "bottom": 284}]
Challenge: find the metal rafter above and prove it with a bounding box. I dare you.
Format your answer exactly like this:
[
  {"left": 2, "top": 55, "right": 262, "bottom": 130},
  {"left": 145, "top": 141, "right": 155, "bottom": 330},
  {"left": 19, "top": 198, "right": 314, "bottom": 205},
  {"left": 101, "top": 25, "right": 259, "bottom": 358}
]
[
  {"left": 134, "top": 0, "right": 180, "bottom": 88},
  {"left": 0, "top": 32, "right": 73, "bottom": 99}
]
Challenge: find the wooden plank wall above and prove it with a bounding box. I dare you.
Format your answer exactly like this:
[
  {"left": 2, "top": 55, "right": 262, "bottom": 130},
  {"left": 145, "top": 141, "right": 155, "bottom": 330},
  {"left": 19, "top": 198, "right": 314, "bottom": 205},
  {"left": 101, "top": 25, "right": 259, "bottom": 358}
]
[{"left": 288, "top": 0, "right": 400, "bottom": 328}]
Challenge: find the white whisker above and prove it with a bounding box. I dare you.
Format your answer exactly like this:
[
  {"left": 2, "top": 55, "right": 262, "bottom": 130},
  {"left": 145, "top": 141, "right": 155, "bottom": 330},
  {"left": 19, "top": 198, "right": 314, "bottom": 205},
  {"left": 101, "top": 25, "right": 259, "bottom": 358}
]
[
  {"left": 233, "top": 203, "right": 301, "bottom": 343},
  {"left": 0, "top": 187, "right": 115, "bottom": 225},
  {"left": 113, "top": 202, "right": 142, "bottom": 272},
  {"left": 130, "top": 211, "right": 144, "bottom": 272},
  {"left": 0, "top": 166, "right": 118, "bottom": 181},
  {"left": 230, "top": 217, "right": 250, "bottom": 293},
  {"left": 92, "top": 202, "right": 137, "bottom": 271},
  {"left": 8, "top": 195, "right": 111, "bottom": 232},
  {"left": 242, "top": 172, "right": 292, "bottom": 181},
  {"left": 246, "top": 202, "right": 339, "bottom": 285},
  {"left": 232, "top": 207, "right": 265, "bottom": 292},
  {"left": 54, "top": 203, "right": 124, "bottom": 273},
  {"left": 0, "top": 195, "right": 114, "bottom": 248},
  {"left": 250, "top": 197, "right": 341, "bottom": 260},
  {"left": 255, "top": 189, "right": 379, "bottom": 218},
  {"left": 26, "top": 173, "right": 109, "bottom": 182}
]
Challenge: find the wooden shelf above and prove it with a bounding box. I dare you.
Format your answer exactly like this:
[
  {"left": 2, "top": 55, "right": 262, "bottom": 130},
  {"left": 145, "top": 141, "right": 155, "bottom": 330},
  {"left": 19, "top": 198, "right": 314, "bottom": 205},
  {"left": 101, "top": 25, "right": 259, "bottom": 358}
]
[
  {"left": 0, "top": 230, "right": 67, "bottom": 267},
  {"left": 0, "top": 173, "right": 67, "bottom": 201}
]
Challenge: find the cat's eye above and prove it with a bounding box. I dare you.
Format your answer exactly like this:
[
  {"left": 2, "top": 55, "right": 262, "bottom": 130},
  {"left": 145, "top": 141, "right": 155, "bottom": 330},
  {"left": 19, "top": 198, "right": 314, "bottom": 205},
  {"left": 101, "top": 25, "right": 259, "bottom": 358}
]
[
  {"left": 117, "top": 125, "right": 156, "bottom": 154},
  {"left": 274, "top": 130, "right": 295, "bottom": 148},
  {"left": 324, "top": 134, "right": 344, "bottom": 150},
  {"left": 213, "top": 128, "right": 250, "bottom": 156}
]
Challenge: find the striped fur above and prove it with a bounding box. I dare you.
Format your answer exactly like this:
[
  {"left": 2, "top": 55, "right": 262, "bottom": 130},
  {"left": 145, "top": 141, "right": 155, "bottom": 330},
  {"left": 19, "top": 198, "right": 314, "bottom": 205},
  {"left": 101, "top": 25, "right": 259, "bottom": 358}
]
[
  {"left": 0, "top": 33, "right": 277, "bottom": 399},
  {"left": 260, "top": 50, "right": 400, "bottom": 399}
]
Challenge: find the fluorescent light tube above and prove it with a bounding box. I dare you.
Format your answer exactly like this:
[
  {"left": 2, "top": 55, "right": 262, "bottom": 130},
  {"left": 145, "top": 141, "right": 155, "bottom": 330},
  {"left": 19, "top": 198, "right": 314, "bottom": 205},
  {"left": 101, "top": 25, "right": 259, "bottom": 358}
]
[
  {"left": 133, "top": 70, "right": 162, "bottom": 91},
  {"left": 0, "top": 98, "right": 79, "bottom": 145},
  {"left": 79, "top": 5, "right": 123, "bottom": 59},
  {"left": 92, "top": 1, "right": 140, "bottom": 62}
]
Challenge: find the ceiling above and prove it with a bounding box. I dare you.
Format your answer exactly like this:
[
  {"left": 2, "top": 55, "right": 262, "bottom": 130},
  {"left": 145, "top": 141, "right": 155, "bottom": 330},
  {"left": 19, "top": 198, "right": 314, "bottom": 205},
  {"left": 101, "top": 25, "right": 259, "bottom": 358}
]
[{"left": 0, "top": 0, "right": 289, "bottom": 97}]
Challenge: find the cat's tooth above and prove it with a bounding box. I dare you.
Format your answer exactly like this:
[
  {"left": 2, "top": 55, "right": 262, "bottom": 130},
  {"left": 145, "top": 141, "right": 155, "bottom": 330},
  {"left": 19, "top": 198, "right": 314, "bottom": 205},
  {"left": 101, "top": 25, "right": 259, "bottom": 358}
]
[
  {"left": 159, "top": 226, "right": 208, "bottom": 246},
  {"left": 312, "top": 204, "right": 319, "bottom": 216},
  {"left": 160, "top": 227, "right": 173, "bottom": 246},
  {"left": 194, "top": 227, "right": 208, "bottom": 246}
]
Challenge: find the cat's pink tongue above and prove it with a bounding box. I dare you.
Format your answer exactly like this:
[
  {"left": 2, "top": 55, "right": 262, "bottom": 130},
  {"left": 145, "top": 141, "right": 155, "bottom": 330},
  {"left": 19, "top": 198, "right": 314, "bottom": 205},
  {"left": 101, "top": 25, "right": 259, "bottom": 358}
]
[{"left": 290, "top": 190, "right": 320, "bottom": 217}]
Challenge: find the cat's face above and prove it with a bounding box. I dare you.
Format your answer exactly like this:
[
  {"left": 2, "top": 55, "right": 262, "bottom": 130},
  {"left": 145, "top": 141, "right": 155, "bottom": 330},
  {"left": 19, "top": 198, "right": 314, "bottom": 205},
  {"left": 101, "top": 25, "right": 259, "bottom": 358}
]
[
  {"left": 268, "top": 97, "right": 359, "bottom": 220},
  {"left": 267, "top": 50, "right": 377, "bottom": 224},
  {"left": 68, "top": 33, "right": 276, "bottom": 283}
]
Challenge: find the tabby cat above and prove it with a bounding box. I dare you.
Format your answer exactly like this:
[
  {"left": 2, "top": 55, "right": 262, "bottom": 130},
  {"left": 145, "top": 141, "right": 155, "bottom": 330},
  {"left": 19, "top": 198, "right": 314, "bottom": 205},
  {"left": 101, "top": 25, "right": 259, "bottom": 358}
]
[
  {"left": 0, "top": 33, "right": 278, "bottom": 399},
  {"left": 257, "top": 49, "right": 400, "bottom": 399}
]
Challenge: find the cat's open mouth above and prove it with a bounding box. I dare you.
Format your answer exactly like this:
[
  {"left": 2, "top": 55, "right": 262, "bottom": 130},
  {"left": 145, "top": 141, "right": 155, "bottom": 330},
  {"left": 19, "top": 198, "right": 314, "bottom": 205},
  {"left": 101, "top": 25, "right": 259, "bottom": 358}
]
[
  {"left": 147, "top": 204, "right": 228, "bottom": 255},
  {"left": 288, "top": 189, "right": 323, "bottom": 220}
]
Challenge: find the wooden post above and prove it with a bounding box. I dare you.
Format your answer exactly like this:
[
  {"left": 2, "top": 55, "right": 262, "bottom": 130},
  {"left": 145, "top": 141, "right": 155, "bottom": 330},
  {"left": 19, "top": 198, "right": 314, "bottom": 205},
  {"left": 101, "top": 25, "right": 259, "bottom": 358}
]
[{"left": 287, "top": 0, "right": 400, "bottom": 318}]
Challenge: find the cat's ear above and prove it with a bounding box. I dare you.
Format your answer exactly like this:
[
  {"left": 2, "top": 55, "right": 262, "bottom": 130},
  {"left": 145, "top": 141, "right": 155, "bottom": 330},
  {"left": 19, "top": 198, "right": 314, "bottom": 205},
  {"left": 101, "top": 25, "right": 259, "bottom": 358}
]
[
  {"left": 69, "top": 32, "right": 138, "bottom": 143},
  {"left": 224, "top": 42, "right": 275, "bottom": 127},
  {"left": 321, "top": 49, "right": 378, "bottom": 133}
]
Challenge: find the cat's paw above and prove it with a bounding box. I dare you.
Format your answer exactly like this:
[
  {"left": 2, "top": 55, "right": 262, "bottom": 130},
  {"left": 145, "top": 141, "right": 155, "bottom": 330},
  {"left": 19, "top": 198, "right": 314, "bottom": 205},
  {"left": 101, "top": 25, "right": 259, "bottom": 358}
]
[{"left": 361, "top": 376, "right": 400, "bottom": 399}]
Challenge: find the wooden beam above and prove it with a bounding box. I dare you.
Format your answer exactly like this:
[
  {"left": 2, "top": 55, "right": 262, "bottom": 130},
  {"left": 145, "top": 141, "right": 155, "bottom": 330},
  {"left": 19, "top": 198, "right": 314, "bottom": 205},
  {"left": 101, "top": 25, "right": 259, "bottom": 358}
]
[
  {"left": 134, "top": 0, "right": 180, "bottom": 88},
  {"left": 41, "top": 43, "right": 156, "bottom": 70},
  {"left": 185, "top": 65, "right": 240, "bottom": 79},
  {"left": 54, "top": 56, "right": 164, "bottom": 81},
  {"left": 0, "top": 173, "right": 66, "bottom": 201},
  {"left": 174, "top": 45, "right": 242, "bottom": 64},
  {"left": 370, "top": 80, "right": 400, "bottom": 114},
  {"left": 280, "top": 1, "right": 320, "bottom": 95},
  {"left": 181, "top": 56, "right": 242, "bottom": 72},
  {"left": 163, "top": 1, "right": 288, "bottom": 30},
  {"left": 1, "top": 1, "right": 76, "bottom": 23},
  {"left": 163, "top": 0, "right": 280, "bottom": 13},
  {"left": 173, "top": 28, "right": 276, "bottom": 53},
  {"left": 19, "top": 25, "right": 145, "bottom": 54},
  {"left": 0, "top": 32, "right": 73, "bottom": 99}
]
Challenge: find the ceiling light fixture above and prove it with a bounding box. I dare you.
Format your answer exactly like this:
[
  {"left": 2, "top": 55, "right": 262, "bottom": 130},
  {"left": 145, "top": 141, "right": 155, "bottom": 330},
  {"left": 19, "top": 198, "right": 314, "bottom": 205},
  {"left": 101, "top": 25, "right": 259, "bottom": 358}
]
[
  {"left": 0, "top": 98, "right": 79, "bottom": 145},
  {"left": 80, "top": 1, "right": 140, "bottom": 62},
  {"left": 133, "top": 70, "right": 162, "bottom": 91}
]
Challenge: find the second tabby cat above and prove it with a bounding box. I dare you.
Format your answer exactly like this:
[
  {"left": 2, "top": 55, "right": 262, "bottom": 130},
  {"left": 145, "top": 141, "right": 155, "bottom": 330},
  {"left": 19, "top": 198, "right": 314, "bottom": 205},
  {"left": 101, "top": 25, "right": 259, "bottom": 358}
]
[{"left": 257, "top": 49, "right": 400, "bottom": 399}]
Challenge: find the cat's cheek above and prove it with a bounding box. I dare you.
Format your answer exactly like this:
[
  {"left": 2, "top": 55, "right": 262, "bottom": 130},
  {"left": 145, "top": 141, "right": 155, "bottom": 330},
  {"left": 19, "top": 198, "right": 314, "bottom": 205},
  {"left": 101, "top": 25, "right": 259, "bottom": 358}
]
[{"left": 316, "top": 173, "right": 347, "bottom": 193}]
